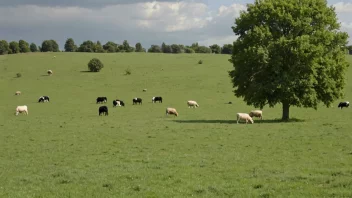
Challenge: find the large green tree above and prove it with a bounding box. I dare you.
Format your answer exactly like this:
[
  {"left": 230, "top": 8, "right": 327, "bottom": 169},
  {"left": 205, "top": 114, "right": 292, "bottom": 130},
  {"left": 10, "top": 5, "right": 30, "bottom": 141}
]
[
  {"left": 64, "top": 38, "right": 77, "bottom": 52},
  {"left": 19, "top": 40, "right": 30, "bottom": 53},
  {"left": 41, "top": 40, "right": 59, "bottom": 52},
  {"left": 221, "top": 44, "right": 233, "bottom": 54},
  {"left": 228, "top": 0, "right": 349, "bottom": 120},
  {"left": 77, "top": 40, "right": 94, "bottom": 52},
  {"left": 30, "top": 43, "right": 38, "bottom": 52},
  {"left": 209, "top": 44, "right": 221, "bottom": 54},
  {"left": 135, "top": 42, "right": 145, "bottom": 52},
  {"left": 0, "top": 40, "right": 10, "bottom": 55},
  {"left": 147, "top": 45, "right": 162, "bottom": 53},
  {"left": 9, "top": 41, "right": 20, "bottom": 54},
  {"left": 103, "top": 41, "right": 118, "bottom": 53}
]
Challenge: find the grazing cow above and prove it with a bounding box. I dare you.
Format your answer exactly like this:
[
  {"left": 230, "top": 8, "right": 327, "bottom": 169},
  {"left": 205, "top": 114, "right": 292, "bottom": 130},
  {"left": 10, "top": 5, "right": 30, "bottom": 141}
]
[
  {"left": 38, "top": 96, "right": 50, "bottom": 103},
  {"left": 47, "top": 70, "right": 53, "bottom": 75},
  {"left": 338, "top": 101, "right": 349, "bottom": 109},
  {"left": 249, "top": 110, "right": 263, "bottom": 120},
  {"left": 99, "top": 106, "right": 108, "bottom": 116},
  {"left": 152, "top": 96, "right": 163, "bottom": 103},
  {"left": 166, "top": 107, "right": 178, "bottom": 117},
  {"left": 96, "top": 97, "right": 107, "bottom": 104},
  {"left": 236, "top": 113, "right": 254, "bottom": 124},
  {"left": 133, "top": 97, "right": 142, "bottom": 105},
  {"left": 187, "top": 100, "right": 199, "bottom": 108},
  {"left": 15, "top": 105, "right": 28, "bottom": 116},
  {"left": 15, "top": 91, "right": 21, "bottom": 95},
  {"left": 113, "top": 99, "right": 125, "bottom": 107}
]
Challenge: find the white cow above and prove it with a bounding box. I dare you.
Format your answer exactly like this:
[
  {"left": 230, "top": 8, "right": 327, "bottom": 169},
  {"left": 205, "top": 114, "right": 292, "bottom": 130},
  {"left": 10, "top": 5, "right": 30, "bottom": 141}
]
[
  {"left": 187, "top": 100, "right": 199, "bottom": 108},
  {"left": 236, "top": 113, "right": 253, "bottom": 124},
  {"left": 16, "top": 105, "right": 28, "bottom": 116}
]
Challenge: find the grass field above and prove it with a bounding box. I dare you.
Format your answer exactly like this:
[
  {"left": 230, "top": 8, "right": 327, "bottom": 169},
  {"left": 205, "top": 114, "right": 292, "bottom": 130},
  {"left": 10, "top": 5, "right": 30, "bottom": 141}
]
[{"left": 1, "top": 52, "right": 352, "bottom": 197}]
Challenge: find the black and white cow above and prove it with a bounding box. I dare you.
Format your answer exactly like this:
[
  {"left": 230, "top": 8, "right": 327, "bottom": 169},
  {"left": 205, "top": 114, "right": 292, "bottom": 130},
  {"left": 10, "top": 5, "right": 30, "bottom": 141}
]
[
  {"left": 152, "top": 96, "right": 163, "bottom": 103},
  {"left": 133, "top": 97, "right": 142, "bottom": 105},
  {"left": 338, "top": 101, "right": 349, "bottom": 109},
  {"left": 113, "top": 99, "right": 125, "bottom": 107},
  {"left": 99, "top": 106, "right": 108, "bottom": 116},
  {"left": 38, "top": 96, "right": 50, "bottom": 103},
  {"left": 96, "top": 97, "right": 107, "bottom": 104}
]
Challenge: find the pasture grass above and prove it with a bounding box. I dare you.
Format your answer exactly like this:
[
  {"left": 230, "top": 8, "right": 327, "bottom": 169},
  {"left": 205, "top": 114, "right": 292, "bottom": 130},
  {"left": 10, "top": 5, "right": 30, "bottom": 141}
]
[{"left": 0, "top": 52, "right": 352, "bottom": 197}]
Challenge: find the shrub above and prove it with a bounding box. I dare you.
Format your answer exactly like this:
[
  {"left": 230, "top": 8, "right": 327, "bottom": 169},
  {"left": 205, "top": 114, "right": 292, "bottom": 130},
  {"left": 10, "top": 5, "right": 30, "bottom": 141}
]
[
  {"left": 16, "top": 73, "right": 22, "bottom": 78},
  {"left": 88, "top": 58, "right": 104, "bottom": 72},
  {"left": 125, "top": 68, "right": 132, "bottom": 75},
  {"left": 198, "top": 60, "right": 203, "bottom": 64}
]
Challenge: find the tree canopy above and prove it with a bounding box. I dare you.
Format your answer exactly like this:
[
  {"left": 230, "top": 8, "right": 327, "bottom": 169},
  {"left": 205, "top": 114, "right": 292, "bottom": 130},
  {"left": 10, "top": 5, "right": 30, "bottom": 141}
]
[{"left": 228, "top": 0, "right": 350, "bottom": 120}]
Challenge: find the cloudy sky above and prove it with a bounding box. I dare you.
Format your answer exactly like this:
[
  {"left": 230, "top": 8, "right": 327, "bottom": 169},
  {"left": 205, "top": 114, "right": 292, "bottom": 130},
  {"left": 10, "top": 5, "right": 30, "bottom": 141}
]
[{"left": 0, "top": 0, "right": 351, "bottom": 49}]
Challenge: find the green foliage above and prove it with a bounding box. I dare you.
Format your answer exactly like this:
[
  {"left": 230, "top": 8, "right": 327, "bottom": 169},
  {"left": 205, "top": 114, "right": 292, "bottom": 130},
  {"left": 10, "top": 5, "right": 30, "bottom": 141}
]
[
  {"left": 196, "top": 46, "right": 212, "bottom": 53},
  {"left": 78, "top": 40, "right": 94, "bottom": 52},
  {"left": 103, "top": 41, "right": 118, "bottom": 53},
  {"left": 148, "top": 45, "right": 162, "bottom": 53},
  {"left": 88, "top": 58, "right": 104, "bottom": 72},
  {"left": 135, "top": 42, "right": 145, "bottom": 52},
  {"left": 228, "top": 0, "right": 350, "bottom": 120},
  {"left": 18, "top": 40, "right": 30, "bottom": 53},
  {"left": 122, "top": 40, "right": 135, "bottom": 52},
  {"left": 161, "top": 42, "right": 172, "bottom": 53},
  {"left": 125, "top": 67, "right": 132, "bottom": 75},
  {"left": 171, "top": 44, "right": 182, "bottom": 53},
  {"left": 184, "top": 47, "right": 195, "bottom": 53},
  {"left": 347, "top": 45, "right": 352, "bottom": 55},
  {"left": 64, "top": 38, "right": 77, "bottom": 52},
  {"left": 0, "top": 40, "right": 9, "bottom": 55},
  {"left": 209, "top": 44, "right": 221, "bottom": 54},
  {"left": 221, "top": 44, "right": 233, "bottom": 54},
  {"left": 29, "top": 43, "right": 38, "bottom": 52},
  {"left": 93, "top": 41, "right": 105, "bottom": 53},
  {"left": 198, "top": 60, "right": 203, "bottom": 64},
  {"left": 41, "top": 40, "right": 59, "bottom": 52},
  {"left": 9, "top": 41, "right": 20, "bottom": 54},
  {"left": 16, "top": 73, "right": 21, "bottom": 78}
]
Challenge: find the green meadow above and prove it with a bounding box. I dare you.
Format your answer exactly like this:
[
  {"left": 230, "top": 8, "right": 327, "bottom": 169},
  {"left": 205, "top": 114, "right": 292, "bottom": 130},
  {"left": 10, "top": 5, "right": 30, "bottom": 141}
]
[{"left": 0, "top": 52, "right": 352, "bottom": 197}]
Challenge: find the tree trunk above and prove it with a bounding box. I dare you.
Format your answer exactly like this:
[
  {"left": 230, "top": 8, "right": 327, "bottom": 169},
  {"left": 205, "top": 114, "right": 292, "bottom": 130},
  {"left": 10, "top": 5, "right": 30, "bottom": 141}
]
[{"left": 282, "top": 101, "right": 290, "bottom": 121}]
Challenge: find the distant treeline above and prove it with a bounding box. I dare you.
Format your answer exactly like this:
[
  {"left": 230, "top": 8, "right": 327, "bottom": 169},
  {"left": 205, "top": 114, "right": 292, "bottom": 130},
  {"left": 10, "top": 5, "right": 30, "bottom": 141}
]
[{"left": 0, "top": 38, "right": 234, "bottom": 55}]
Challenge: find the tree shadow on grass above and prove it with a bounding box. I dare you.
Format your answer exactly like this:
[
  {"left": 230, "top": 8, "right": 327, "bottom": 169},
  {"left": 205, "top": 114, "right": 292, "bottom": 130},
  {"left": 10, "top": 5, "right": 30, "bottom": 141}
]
[
  {"left": 170, "top": 118, "right": 305, "bottom": 124},
  {"left": 80, "top": 70, "right": 93, "bottom": 73}
]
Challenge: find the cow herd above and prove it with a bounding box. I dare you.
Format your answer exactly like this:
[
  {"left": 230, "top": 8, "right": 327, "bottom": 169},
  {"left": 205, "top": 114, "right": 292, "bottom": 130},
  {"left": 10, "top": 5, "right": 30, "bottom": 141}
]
[{"left": 13, "top": 91, "right": 350, "bottom": 124}]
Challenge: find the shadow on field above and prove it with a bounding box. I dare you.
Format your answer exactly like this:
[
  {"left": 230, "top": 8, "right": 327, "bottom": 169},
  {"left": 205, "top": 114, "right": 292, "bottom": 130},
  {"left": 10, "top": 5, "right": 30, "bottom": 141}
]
[
  {"left": 80, "top": 70, "right": 92, "bottom": 73},
  {"left": 171, "top": 120, "right": 236, "bottom": 124},
  {"left": 171, "top": 118, "right": 305, "bottom": 124},
  {"left": 254, "top": 118, "right": 305, "bottom": 123}
]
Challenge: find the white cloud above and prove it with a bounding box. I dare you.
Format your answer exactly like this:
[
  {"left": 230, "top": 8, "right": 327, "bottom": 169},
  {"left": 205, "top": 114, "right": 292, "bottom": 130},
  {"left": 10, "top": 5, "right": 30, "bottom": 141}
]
[
  {"left": 332, "top": 2, "right": 352, "bottom": 12},
  {"left": 0, "top": 0, "right": 350, "bottom": 48}
]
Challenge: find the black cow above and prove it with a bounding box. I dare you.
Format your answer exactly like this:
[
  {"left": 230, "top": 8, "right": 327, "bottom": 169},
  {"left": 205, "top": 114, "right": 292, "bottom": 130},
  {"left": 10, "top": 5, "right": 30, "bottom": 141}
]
[
  {"left": 38, "top": 96, "right": 50, "bottom": 103},
  {"left": 96, "top": 97, "right": 107, "bottom": 104},
  {"left": 338, "top": 101, "right": 349, "bottom": 109},
  {"left": 113, "top": 99, "right": 125, "bottom": 107},
  {"left": 99, "top": 106, "right": 108, "bottom": 116},
  {"left": 152, "top": 96, "right": 163, "bottom": 103},
  {"left": 133, "top": 97, "right": 142, "bottom": 105}
]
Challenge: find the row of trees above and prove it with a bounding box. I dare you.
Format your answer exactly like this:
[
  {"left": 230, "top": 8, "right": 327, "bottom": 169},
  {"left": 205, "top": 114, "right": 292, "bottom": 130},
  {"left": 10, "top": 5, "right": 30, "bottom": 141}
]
[
  {"left": 64, "top": 38, "right": 234, "bottom": 54},
  {"left": 0, "top": 38, "right": 234, "bottom": 55},
  {"left": 0, "top": 39, "right": 59, "bottom": 55}
]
